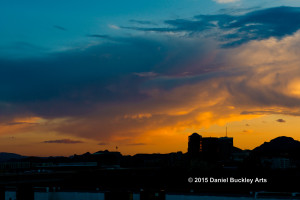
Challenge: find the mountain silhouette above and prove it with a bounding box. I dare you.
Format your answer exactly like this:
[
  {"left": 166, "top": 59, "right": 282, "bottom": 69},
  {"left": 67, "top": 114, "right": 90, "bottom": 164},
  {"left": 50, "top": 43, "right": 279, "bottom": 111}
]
[
  {"left": 0, "top": 152, "right": 26, "bottom": 162},
  {"left": 252, "top": 136, "right": 300, "bottom": 157}
]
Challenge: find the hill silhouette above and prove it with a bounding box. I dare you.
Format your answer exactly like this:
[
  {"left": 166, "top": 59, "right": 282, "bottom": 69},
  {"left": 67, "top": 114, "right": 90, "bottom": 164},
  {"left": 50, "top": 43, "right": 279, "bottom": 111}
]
[
  {"left": 1, "top": 136, "right": 300, "bottom": 161},
  {"left": 0, "top": 152, "right": 26, "bottom": 162},
  {"left": 252, "top": 136, "right": 300, "bottom": 157}
]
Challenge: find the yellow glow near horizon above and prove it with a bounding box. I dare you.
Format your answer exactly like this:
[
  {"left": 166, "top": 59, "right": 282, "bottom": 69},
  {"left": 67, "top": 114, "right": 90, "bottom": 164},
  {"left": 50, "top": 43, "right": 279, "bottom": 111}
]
[{"left": 1, "top": 113, "right": 300, "bottom": 156}]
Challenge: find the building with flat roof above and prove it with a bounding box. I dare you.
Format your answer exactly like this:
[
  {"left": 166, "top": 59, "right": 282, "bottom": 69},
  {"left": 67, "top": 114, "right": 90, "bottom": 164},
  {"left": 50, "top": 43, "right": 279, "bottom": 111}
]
[{"left": 187, "top": 133, "right": 233, "bottom": 161}]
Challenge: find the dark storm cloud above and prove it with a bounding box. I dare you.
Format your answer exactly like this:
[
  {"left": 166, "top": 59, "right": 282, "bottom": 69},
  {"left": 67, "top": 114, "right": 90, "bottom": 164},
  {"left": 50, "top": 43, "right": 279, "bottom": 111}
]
[
  {"left": 220, "top": 6, "right": 300, "bottom": 47},
  {"left": 0, "top": 35, "right": 214, "bottom": 120},
  {"left": 124, "top": 6, "right": 300, "bottom": 47},
  {"left": 43, "top": 139, "right": 83, "bottom": 144},
  {"left": 2, "top": 6, "right": 300, "bottom": 142}
]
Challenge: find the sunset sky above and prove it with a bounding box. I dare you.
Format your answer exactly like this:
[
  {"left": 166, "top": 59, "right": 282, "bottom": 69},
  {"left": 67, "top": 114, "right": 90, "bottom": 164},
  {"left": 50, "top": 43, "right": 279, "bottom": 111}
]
[{"left": 1, "top": 0, "right": 300, "bottom": 156}]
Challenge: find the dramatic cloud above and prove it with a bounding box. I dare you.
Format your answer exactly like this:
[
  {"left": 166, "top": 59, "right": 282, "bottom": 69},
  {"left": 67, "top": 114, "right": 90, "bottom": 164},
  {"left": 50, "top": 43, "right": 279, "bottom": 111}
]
[
  {"left": 124, "top": 7, "right": 300, "bottom": 47},
  {"left": 2, "top": 27, "right": 300, "bottom": 145},
  {"left": 2, "top": 6, "right": 300, "bottom": 154},
  {"left": 43, "top": 139, "right": 84, "bottom": 144}
]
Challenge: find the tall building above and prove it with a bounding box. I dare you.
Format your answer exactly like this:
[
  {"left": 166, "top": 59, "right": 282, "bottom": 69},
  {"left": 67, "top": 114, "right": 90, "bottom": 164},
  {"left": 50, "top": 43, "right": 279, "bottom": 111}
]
[
  {"left": 188, "top": 133, "right": 202, "bottom": 156},
  {"left": 187, "top": 133, "right": 234, "bottom": 160},
  {"left": 218, "top": 137, "right": 233, "bottom": 160},
  {"left": 202, "top": 137, "right": 219, "bottom": 157}
]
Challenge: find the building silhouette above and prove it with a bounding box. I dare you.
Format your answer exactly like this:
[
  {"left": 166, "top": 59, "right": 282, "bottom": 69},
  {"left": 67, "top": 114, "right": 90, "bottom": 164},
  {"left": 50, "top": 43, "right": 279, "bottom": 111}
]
[
  {"left": 202, "top": 137, "right": 219, "bottom": 160},
  {"left": 188, "top": 133, "right": 202, "bottom": 156},
  {"left": 187, "top": 133, "right": 233, "bottom": 160},
  {"left": 218, "top": 137, "right": 233, "bottom": 160}
]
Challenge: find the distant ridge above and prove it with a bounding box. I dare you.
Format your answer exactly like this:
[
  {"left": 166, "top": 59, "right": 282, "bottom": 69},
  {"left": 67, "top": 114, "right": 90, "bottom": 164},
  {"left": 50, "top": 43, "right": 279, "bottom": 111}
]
[
  {"left": 0, "top": 152, "right": 26, "bottom": 162},
  {"left": 253, "top": 136, "right": 300, "bottom": 157},
  {"left": 232, "top": 146, "right": 243, "bottom": 153},
  {"left": 0, "top": 136, "right": 299, "bottom": 159}
]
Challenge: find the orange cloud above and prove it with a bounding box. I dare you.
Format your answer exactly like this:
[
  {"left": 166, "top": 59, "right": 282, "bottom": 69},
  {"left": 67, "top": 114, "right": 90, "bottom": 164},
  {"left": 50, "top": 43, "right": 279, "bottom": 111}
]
[{"left": 3, "top": 30, "right": 300, "bottom": 156}]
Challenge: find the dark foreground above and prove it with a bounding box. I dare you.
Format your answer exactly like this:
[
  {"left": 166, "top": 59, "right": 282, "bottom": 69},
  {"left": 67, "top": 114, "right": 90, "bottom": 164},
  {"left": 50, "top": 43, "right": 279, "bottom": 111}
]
[{"left": 0, "top": 167, "right": 300, "bottom": 200}]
